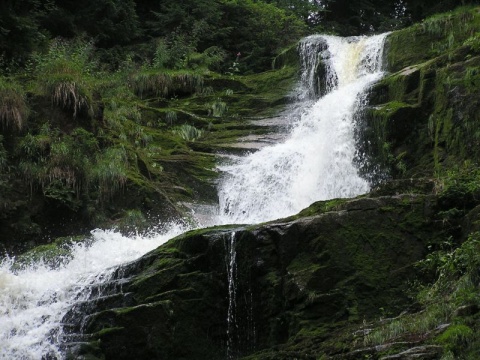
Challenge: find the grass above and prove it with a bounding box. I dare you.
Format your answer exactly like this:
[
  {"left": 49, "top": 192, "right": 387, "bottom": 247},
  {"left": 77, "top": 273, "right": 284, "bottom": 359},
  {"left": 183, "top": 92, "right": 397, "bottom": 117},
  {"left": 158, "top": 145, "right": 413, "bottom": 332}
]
[
  {"left": 209, "top": 98, "right": 228, "bottom": 117},
  {"left": 364, "top": 231, "right": 480, "bottom": 356},
  {"left": 0, "top": 77, "right": 28, "bottom": 131},
  {"left": 32, "top": 39, "right": 96, "bottom": 118},
  {"left": 173, "top": 124, "right": 204, "bottom": 142},
  {"left": 131, "top": 69, "right": 204, "bottom": 99},
  {"left": 90, "top": 147, "right": 128, "bottom": 200},
  {"left": 386, "top": 5, "right": 480, "bottom": 72},
  {"left": 0, "top": 29, "right": 299, "bottom": 238},
  {"left": 50, "top": 81, "right": 91, "bottom": 118},
  {"left": 166, "top": 110, "right": 177, "bottom": 125},
  {"left": 364, "top": 303, "right": 451, "bottom": 346}
]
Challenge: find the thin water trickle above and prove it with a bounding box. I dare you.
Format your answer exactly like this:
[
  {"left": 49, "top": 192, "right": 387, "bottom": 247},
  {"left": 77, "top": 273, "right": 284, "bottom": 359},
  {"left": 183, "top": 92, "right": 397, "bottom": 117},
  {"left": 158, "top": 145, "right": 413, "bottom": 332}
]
[
  {"left": 225, "top": 232, "right": 237, "bottom": 360},
  {"left": 0, "top": 33, "right": 388, "bottom": 359}
]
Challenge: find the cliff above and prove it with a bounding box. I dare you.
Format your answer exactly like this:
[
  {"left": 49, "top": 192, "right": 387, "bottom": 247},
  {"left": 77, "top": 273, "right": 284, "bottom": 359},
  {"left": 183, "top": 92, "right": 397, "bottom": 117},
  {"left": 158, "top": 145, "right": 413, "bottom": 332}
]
[
  {"left": 61, "top": 184, "right": 443, "bottom": 359},
  {"left": 57, "top": 6, "right": 480, "bottom": 360}
]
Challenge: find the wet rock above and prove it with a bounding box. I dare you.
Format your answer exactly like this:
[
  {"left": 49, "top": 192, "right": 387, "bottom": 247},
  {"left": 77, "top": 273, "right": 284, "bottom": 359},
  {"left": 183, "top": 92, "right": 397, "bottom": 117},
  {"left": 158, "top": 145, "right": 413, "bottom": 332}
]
[{"left": 63, "top": 193, "right": 446, "bottom": 360}]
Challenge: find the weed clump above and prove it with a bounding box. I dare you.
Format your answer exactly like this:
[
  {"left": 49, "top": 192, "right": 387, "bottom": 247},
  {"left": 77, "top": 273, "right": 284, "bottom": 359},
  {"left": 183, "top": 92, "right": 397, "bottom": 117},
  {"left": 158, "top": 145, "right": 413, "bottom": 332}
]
[{"left": 0, "top": 78, "right": 28, "bottom": 132}]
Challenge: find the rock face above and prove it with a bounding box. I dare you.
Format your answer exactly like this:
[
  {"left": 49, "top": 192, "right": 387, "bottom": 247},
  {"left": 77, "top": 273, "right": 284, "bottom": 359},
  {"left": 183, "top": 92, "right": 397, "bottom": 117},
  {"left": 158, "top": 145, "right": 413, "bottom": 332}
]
[
  {"left": 63, "top": 192, "right": 446, "bottom": 359},
  {"left": 58, "top": 7, "right": 480, "bottom": 359},
  {"left": 355, "top": 6, "right": 480, "bottom": 183}
]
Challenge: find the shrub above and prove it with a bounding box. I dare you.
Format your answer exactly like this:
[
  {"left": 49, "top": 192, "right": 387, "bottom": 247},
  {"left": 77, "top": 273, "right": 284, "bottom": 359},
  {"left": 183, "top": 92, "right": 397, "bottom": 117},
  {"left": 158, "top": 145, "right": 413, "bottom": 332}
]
[
  {"left": 32, "top": 38, "right": 96, "bottom": 118},
  {"left": 131, "top": 69, "right": 204, "bottom": 99},
  {"left": 0, "top": 77, "right": 29, "bottom": 132},
  {"left": 209, "top": 98, "right": 228, "bottom": 117},
  {"left": 15, "top": 125, "right": 130, "bottom": 208},
  {"left": 173, "top": 124, "right": 203, "bottom": 141},
  {"left": 89, "top": 146, "right": 128, "bottom": 200}
]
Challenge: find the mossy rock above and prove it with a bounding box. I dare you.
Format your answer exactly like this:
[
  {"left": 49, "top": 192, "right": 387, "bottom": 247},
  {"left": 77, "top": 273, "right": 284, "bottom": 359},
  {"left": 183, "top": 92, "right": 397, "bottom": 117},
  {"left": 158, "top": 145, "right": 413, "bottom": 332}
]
[
  {"left": 63, "top": 193, "right": 447, "bottom": 359},
  {"left": 12, "top": 235, "right": 90, "bottom": 270},
  {"left": 359, "top": 7, "right": 480, "bottom": 183}
]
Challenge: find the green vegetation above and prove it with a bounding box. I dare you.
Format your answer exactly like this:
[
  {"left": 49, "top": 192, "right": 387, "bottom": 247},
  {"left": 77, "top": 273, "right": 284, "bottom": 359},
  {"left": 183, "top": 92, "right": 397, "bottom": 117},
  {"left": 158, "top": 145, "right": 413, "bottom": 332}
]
[
  {"left": 0, "top": 77, "right": 28, "bottom": 131},
  {"left": 0, "top": 1, "right": 304, "bottom": 251},
  {"left": 1, "top": 1, "right": 473, "bottom": 72},
  {"left": 363, "top": 230, "right": 480, "bottom": 359}
]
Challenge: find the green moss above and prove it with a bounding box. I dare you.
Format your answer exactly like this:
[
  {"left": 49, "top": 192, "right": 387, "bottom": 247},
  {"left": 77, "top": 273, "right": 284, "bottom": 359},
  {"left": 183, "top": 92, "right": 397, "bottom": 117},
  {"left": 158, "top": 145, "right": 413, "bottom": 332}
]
[
  {"left": 361, "top": 8, "right": 480, "bottom": 183},
  {"left": 436, "top": 324, "right": 474, "bottom": 350},
  {"left": 96, "top": 326, "right": 125, "bottom": 337},
  {"left": 12, "top": 235, "right": 90, "bottom": 270},
  {"left": 386, "top": 6, "right": 480, "bottom": 72},
  {"left": 288, "top": 198, "right": 348, "bottom": 220},
  {"left": 66, "top": 340, "right": 104, "bottom": 360}
]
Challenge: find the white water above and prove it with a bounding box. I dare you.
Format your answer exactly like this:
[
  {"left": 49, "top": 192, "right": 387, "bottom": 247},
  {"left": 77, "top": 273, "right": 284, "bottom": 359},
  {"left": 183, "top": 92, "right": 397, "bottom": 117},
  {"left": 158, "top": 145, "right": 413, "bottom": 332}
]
[
  {"left": 0, "top": 224, "right": 188, "bottom": 359},
  {"left": 217, "top": 34, "right": 388, "bottom": 224},
  {"left": 0, "top": 34, "right": 387, "bottom": 359}
]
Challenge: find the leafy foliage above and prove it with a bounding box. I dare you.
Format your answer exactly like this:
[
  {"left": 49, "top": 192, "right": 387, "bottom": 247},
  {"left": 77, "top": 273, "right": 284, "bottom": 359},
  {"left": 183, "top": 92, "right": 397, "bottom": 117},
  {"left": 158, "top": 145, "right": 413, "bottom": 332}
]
[
  {"left": 437, "top": 163, "right": 480, "bottom": 210},
  {"left": 90, "top": 146, "right": 128, "bottom": 200},
  {"left": 0, "top": 0, "right": 53, "bottom": 64},
  {"left": 218, "top": 0, "right": 307, "bottom": 72},
  {"left": 208, "top": 99, "right": 228, "bottom": 118}
]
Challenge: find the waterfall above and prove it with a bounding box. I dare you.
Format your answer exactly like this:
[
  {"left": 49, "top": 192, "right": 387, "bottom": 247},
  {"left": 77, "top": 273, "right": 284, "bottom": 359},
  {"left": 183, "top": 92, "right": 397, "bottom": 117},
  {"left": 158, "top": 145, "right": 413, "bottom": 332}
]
[
  {"left": 0, "top": 33, "right": 388, "bottom": 359},
  {"left": 217, "top": 34, "right": 388, "bottom": 225}
]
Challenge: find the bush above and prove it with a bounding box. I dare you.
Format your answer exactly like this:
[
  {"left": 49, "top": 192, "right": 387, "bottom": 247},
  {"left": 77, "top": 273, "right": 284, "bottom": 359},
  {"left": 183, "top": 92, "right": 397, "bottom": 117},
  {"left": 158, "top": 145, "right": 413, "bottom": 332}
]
[
  {"left": 32, "top": 38, "right": 96, "bottom": 118},
  {"left": 0, "top": 77, "right": 28, "bottom": 132},
  {"left": 173, "top": 124, "right": 203, "bottom": 142}
]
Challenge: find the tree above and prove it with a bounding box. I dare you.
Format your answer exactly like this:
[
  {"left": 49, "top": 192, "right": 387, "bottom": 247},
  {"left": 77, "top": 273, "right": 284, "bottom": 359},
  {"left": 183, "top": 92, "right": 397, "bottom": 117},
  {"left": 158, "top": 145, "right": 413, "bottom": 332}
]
[
  {"left": 0, "top": 0, "right": 54, "bottom": 65},
  {"left": 52, "top": 0, "right": 140, "bottom": 47},
  {"left": 264, "top": 0, "right": 322, "bottom": 25},
  {"left": 217, "top": 0, "right": 307, "bottom": 72},
  {"left": 308, "top": 0, "right": 479, "bottom": 35}
]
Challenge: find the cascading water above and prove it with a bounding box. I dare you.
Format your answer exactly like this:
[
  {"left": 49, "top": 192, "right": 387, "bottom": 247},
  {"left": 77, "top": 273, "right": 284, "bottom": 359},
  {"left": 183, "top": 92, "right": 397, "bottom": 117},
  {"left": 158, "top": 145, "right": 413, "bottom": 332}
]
[
  {"left": 0, "top": 225, "right": 188, "bottom": 359},
  {"left": 0, "top": 33, "right": 388, "bottom": 359},
  {"left": 217, "top": 33, "right": 388, "bottom": 225}
]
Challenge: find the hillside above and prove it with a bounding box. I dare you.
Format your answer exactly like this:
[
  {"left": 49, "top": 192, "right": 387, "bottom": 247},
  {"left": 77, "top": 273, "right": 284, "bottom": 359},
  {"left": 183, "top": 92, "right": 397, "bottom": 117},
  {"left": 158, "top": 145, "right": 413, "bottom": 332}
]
[
  {"left": 5, "top": 5, "right": 480, "bottom": 360},
  {"left": 1, "top": 0, "right": 477, "bottom": 253},
  {"left": 2, "top": 2, "right": 480, "bottom": 360}
]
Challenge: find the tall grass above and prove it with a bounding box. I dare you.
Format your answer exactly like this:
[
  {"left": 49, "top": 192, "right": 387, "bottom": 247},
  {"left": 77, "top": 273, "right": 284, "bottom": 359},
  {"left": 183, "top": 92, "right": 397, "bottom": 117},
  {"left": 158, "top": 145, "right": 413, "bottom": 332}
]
[
  {"left": 131, "top": 69, "right": 204, "bottom": 99},
  {"left": 103, "top": 98, "right": 141, "bottom": 131},
  {"left": 173, "top": 124, "right": 203, "bottom": 141},
  {"left": 365, "top": 231, "right": 480, "bottom": 354},
  {"left": 18, "top": 126, "right": 130, "bottom": 205},
  {"left": 209, "top": 98, "right": 228, "bottom": 117},
  {"left": 32, "top": 38, "right": 96, "bottom": 117},
  {"left": 0, "top": 77, "right": 28, "bottom": 131},
  {"left": 51, "top": 81, "right": 90, "bottom": 118},
  {"left": 129, "top": 124, "right": 152, "bottom": 147},
  {"left": 89, "top": 146, "right": 128, "bottom": 200},
  {"left": 421, "top": 7, "right": 477, "bottom": 56},
  {"left": 165, "top": 110, "right": 177, "bottom": 125}
]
